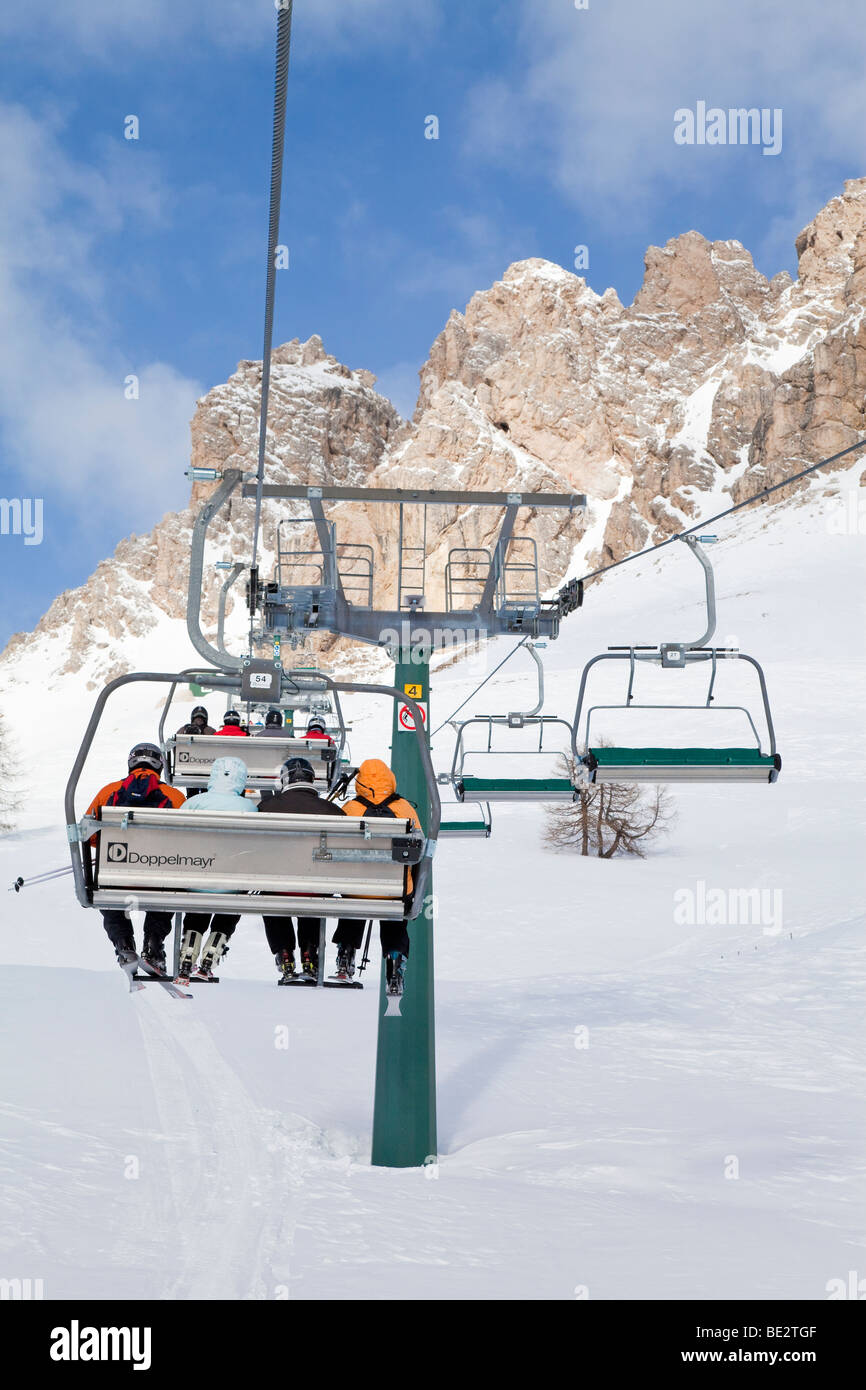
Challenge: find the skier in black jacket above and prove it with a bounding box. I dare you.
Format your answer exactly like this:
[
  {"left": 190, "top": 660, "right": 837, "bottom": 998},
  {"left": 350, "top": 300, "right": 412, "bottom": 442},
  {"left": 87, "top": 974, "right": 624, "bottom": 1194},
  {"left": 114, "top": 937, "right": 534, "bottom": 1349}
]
[
  {"left": 259, "top": 757, "right": 354, "bottom": 983},
  {"left": 176, "top": 706, "right": 216, "bottom": 736},
  {"left": 255, "top": 709, "right": 288, "bottom": 738}
]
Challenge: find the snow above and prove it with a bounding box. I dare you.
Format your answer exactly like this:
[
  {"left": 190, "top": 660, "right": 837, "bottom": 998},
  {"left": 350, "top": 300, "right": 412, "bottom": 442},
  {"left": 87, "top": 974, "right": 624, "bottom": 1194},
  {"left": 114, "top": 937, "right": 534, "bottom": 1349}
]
[
  {"left": 0, "top": 482, "right": 864, "bottom": 1300},
  {"left": 670, "top": 375, "right": 720, "bottom": 461}
]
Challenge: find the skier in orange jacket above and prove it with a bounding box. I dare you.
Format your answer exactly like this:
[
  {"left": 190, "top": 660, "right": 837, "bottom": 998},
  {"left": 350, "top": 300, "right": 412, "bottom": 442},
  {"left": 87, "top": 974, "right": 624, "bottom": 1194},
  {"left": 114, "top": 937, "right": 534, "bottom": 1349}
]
[
  {"left": 331, "top": 758, "right": 421, "bottom": 994},
  {"left": 85, "top": 743, "right": 185, "bottom": 969}
]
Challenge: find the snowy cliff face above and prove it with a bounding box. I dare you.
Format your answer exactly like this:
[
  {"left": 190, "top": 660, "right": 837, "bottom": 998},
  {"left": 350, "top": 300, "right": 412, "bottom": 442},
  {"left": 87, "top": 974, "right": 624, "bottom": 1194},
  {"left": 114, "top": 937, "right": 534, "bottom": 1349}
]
[{"left": 2, "top": 180, "right": 865, "bottom": 695}]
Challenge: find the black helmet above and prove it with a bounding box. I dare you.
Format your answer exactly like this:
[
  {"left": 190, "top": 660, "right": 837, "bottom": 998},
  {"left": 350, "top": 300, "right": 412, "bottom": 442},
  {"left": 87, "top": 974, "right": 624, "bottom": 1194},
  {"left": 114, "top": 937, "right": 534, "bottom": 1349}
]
[
  {"left": 280, "top": 757, "right": 315, "bottom": 788},
  {"left": 306, "top": 716, "right": 326, "bottom": 734},
  {"left": 223, "top": 710, "right": 241, "bottom": 726},
  {"left": 128, "top": 742, "right": 164, "bottom": 774},
  {"left": 265, "top": 709, "right": 283, "bottom": 728},
  {"left": 191, "top": 706, "right": 208, "bottom": 722}
]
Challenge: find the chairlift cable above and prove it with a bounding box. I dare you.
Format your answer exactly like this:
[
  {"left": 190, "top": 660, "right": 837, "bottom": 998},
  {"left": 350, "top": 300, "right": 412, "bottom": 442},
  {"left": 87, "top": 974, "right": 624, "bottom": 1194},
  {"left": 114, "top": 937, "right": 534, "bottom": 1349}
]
[
  {"left": 249, "top": 3, "right": 294, "bottom": 647},
  {"left": 571, "top": 434, "right": 866, "bottom": 588},
  {"left": 430, "top": 636, "right": 529, "bottom": 737}
]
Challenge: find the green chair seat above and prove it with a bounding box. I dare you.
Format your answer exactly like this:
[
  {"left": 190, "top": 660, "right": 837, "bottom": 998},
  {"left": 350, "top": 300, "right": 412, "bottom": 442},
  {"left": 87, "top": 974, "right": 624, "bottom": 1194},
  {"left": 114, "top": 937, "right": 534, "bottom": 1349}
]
[
  {"left": 458, "top": 776, "right": 575, "bottom": 801},
  {"left": 439, "top": 821, "right": 490, "bottom": 837},
  {"left": 589, "top": 747, "right": 776, "bottom": 767}
]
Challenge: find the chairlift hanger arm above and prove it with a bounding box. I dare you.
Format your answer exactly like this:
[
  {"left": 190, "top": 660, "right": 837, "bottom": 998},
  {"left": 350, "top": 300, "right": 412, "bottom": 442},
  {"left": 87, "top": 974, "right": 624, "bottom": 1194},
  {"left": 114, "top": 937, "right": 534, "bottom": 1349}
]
[
  {"left": 677, "top": 534, "right": 717, "bottom": 650},
  {"left": 217, "top": 564, "right": 245, "bottom": 656},
  {"left": 187, "top": 468, "right": 246, "bottom": 670},
  {"left": 308, "top": 494, "right": 345, "bottom": 601},
  {"left": 477, "top": 502, "right": 519, "bottom": 614}
]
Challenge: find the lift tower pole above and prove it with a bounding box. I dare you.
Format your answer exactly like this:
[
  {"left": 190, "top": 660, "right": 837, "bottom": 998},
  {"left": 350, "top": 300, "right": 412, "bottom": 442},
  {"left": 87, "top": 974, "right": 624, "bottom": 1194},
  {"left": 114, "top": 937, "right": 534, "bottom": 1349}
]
[{"left": 372, "top": 650, "right": 436, "bottom": 1167}]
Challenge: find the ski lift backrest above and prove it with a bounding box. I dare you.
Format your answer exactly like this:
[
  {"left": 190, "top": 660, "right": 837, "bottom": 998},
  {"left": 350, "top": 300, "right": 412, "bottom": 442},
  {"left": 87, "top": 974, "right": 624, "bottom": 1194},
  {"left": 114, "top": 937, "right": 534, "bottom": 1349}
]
[
  {"left": 170, "top": 734, "right": 337, "bottom": 789},
  {"left": 93, "top": 807, "right": 424, "bottom": 913}
]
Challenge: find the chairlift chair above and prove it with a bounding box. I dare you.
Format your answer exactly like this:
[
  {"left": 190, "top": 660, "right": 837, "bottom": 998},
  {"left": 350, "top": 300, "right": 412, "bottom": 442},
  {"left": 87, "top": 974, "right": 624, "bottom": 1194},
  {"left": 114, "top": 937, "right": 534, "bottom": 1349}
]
[
  {"left": 158, "top": 667, "right": 351, "bottom": 791},
  {"left": 441, "top": 639, "right": 577, "bottom": 803},
  {"left": 572, "top": 536, "right": 782, "bottom": 785},
  {"left": 437, "top": 801, "right": 493, "bottom": 838},
  {"left": 66, "top": 670, "right": 439, "bottom": 927}
]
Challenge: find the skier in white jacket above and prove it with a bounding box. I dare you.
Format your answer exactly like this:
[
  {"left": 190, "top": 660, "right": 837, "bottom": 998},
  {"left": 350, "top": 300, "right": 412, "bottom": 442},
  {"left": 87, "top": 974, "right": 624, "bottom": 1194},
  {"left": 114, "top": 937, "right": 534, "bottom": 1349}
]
[{"left": 177, "top": 757, "right": 258, "bottom": 981}]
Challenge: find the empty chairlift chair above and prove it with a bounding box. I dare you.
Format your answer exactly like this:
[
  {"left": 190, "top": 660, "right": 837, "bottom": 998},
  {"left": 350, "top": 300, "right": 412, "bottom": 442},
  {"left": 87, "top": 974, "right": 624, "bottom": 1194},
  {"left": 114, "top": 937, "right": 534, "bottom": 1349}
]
[
  {"left": 437, "top": 801, "right": 493, "bottom": 838},
  {"left": 572, "top": 535, "right": 781, "bottom": 785},
  {"left": 442, "top": 640, "right": 577, "bottom": 804}
]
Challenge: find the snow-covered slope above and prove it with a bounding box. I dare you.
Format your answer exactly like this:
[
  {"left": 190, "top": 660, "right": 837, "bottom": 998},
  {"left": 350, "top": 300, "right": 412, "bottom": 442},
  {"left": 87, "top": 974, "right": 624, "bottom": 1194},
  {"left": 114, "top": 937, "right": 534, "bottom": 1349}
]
[{"left": 0, "top": 477, "right": 863, "bottom": 1299}]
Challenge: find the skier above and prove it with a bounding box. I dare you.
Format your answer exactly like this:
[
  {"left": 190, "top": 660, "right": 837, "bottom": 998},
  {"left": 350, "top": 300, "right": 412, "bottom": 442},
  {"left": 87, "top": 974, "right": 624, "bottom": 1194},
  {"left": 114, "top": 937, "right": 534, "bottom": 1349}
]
[
  {"left": 255, "top": 709, "right": 287, "bottom": 737},
  {"left": 85, "top": 743, "right": 185, "bottom": 970},
  {"left": 176, "top": 756, "right": 258, "bottom": 981},
  {"left": 303, "top": 715, "right": 333, "bottom": 744},
  {"left": 216, "top": 710, "right": 249, "bottom": 737},
  {"left": 176, "top": 705, "right": 215, "bottom": 736},
  {"left": 336, "top": 758, "right": 421, "bottom": 995},
  {"left": 259, "top": 756, "right": 355, "bottom": 983}
]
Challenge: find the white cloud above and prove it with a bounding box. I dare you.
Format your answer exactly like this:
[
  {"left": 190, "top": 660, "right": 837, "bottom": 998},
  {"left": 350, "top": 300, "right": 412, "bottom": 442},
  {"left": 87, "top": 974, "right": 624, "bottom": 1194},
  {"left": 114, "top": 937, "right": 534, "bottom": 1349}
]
[
  {"left": 464, "top": 0, "right": 866, "bottom": 246},
  {"left": 0, "top": 104, "right": 201, "bottom": 529},
  {"left": 0, "top": 0, "right": 440, "bottom": 61}
]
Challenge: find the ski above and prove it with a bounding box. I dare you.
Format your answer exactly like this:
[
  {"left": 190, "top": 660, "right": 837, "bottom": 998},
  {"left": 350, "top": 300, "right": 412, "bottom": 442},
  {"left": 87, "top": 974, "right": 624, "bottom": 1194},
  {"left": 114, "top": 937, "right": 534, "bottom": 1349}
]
[
  {"left": 384, "top": 954, "right": 406, "bottom": 1014},
  {"left": 132, "top": 954, "right": 193, "bottom": 1000},
  {"left": 118, "top": 952, "right": 145, "bottom": 994},
  {"left": 324, "top": 973, "right": 363, "bottom": 989}
]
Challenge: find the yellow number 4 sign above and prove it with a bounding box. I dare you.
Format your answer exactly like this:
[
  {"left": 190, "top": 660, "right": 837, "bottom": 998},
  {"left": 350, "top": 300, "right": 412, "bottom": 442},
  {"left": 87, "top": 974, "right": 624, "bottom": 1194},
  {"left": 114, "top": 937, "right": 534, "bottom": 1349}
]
[{"left": 403, "top": 683, "right": 423, "bottom": 699}]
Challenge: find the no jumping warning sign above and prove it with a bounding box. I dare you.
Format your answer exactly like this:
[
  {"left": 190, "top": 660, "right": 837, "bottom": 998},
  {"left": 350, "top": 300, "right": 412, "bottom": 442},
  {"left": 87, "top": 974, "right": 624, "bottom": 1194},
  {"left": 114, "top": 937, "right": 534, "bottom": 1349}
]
[{"left": 397, "top": 701, "right": 427, "bottom": 732}]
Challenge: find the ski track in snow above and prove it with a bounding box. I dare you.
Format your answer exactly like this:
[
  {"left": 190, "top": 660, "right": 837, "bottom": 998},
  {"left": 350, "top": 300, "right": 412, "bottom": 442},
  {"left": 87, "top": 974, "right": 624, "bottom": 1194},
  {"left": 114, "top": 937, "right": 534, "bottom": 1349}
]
[{"left": 134, "top": 995, "right": 284, "bottom": 1299}]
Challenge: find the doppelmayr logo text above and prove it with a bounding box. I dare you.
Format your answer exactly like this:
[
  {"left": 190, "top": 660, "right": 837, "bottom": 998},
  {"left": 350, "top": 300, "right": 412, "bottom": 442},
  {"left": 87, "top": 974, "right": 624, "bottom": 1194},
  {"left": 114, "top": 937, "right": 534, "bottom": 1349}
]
[
  {"left": 50, "top": 1321, "right": 151, "bottom": 1371},
  {"left": 107, "top": 844, "right": 215, "bottom": 870}
]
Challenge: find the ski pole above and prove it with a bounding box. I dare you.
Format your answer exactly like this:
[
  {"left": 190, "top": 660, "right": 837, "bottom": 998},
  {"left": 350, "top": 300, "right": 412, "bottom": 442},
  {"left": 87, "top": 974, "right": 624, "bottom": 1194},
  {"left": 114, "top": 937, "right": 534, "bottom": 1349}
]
[
  {"left": 10, "top": 865, "right": 74, "bottom": 892},
  {"left": 358, "top": 920, "right": 373, "bottom": 975}
]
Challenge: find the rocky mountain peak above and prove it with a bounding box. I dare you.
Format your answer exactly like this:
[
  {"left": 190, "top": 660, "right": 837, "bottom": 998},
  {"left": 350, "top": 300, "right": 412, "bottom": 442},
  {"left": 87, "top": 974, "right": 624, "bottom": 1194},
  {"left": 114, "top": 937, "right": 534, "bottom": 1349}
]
[{"left": 3, "top": 183, "right": 865, "bottom": 692}]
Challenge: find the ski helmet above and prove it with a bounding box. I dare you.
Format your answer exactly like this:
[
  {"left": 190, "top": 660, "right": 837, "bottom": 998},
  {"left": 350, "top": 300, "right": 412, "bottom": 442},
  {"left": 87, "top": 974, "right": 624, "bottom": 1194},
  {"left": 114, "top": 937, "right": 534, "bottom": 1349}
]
[
  {"left": 265, "top": 709, "right": 283, "bottom": 728},
  {"left": 128, "top": 742, "right": 164, "bottom": 774},
  {"left": 191, "top": 706, "right": 208, "bottom": 722},
  {"left": 223, "top": 710, "right": 241, "bottom": 726},
  {"left": 306, "top": 716, "right": 326, "bottom": 735},
  {"left": 280, "top": 757, "right": 315, "bottom": 788}
]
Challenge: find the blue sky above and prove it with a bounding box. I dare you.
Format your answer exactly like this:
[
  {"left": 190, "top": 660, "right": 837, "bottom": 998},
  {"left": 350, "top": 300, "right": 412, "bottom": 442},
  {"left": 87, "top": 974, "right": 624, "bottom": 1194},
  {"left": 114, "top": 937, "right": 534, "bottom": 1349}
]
[{"left": 0, "top": 0, "right": 863, "bottom": 648}]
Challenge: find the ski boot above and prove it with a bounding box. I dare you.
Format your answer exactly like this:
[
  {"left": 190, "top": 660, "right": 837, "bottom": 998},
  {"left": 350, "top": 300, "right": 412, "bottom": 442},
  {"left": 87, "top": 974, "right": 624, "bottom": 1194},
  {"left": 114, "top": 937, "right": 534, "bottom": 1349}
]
[
  {"left": 141, "top": 934, "right": 167, "bottom": 974},
  {"left": 112, "top": 938, "right": 136, "bottom": 966},
  {"left": 301, "top": 948, "right": 319, "bottom": 983},
  {"left": 276, "top": 950, "right": 297, "bottom": 984},
  {"left": 332, "top": 946, "right": 357, "bottom": 981},
  {"left": 195, "top": 931, "right": 229, "bottom": 980},
  {"left": 175, "top": 928, "right": 202, "bottom": 983},
  {"left": 107, "top": 923, "right": 136, "bottom": 965},
  {"left": 385, "top": 951, "right": 406, "bottom": 997}
]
